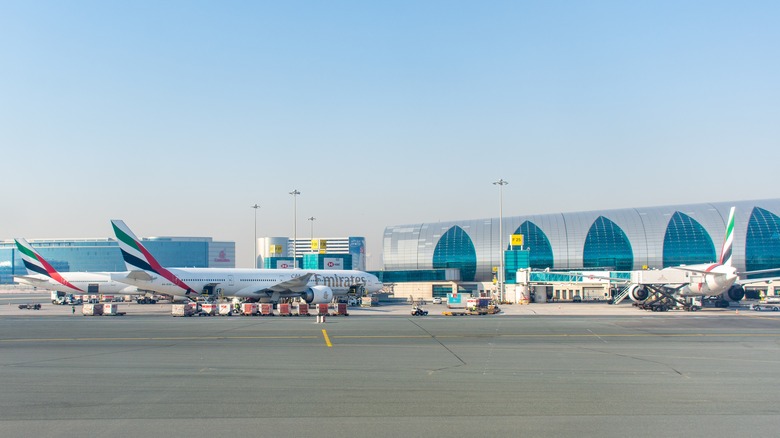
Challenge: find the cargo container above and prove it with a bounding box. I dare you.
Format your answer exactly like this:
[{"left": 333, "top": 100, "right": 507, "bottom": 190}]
[
  {"left": 218, "top": 303, "right": 233, "bottom": 316},
  {"left": 278, "top": 303, "right": 291, "bottom": 316},
  {"left": 201, "top": 303, "right": 217, "bottom": 316},
  {"left": 296, "top": 302, "right": 310, "bottom": 316},
  {"left": 172, "top": 303, "right": 197, "bottom": 317},
  {"left": 260, "top": 303, "right": 274, "bottom": 316},
  {"left": 103, "top": 303, "right": 120, "bottom": 315},
  {"left": 82, "top": 303, "right": 104, "bottom": 316},
  {"left": 335, "top": 303, "right": 348, "bottom": 316},
  {"left": 241, "top": 303, "right": 259, "bottom": 316},
  {"left": 317, "top": 303, "right": 330, "bottom": 315}
]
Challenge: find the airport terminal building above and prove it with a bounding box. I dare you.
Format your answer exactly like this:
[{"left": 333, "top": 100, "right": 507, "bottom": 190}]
[
  {"left": 382, "top": 199, "right": 780, "bottom": 284},
  {"left": 0, "top": 237, "right": 235, "bottom": 284}
]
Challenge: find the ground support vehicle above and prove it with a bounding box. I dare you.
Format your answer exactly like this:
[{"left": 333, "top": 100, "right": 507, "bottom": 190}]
[
  {"left": 411, "top": 306, "right": 428, "bottom": 316},
  {"left": 18, "top": 303, "right": 42, "bottom": 310},
  {"left": 633, "top": 285, "right": 701, "bottom": 312},
  {"left": 172, "top": 304, "right": 198, "bottom": 317},
  {"left": 752, "top": 303, "right": 780, "bottom": 311},
  {"left": 442, "top": 302, "right": 501, "bottom": 316}
]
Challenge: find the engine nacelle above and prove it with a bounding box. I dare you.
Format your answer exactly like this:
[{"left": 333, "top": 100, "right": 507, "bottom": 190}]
[
  {"left": 303, "top": 285, "right": 334, "bottom": 304},
  {"left": 721, "top": 284, "right": 745, "bottom": 302},
  {"left": 628, "top": 284, "right": 649, "bottom": 302}
]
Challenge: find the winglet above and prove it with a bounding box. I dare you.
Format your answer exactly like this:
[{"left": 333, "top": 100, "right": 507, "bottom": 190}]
[
  {"left": 719, "top": 207, "right": 735, "bottom": 267},
  {"left": 110, "top": 220, "right": 197, "bottom": 295},
  {"left": 14, "top": 238, "right": 84, "bottom": 292}
]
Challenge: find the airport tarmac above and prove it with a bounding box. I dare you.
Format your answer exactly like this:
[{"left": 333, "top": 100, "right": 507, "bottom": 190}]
[{"left": 2, "top": 294, "right": 780, "bottom": 437}]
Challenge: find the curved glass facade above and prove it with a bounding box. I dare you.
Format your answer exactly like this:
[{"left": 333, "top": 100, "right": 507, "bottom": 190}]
[
  {"left": 746, "top": 207, "right": 780, "bottom": 275},
  {"left": 662, "top": 212, "right": 716, "bottom": 267},
  {"left": 383, "top": 199, "right": 780, "bottom": 282},
  {"left": 512, "top": 221, "right": 554, "bottom": 269},
  {"left": 583, "top": 217, "right": 633, "bottom": 270},
  {"left": 433, "top": 226, "right": 477, "bottom": 281}
]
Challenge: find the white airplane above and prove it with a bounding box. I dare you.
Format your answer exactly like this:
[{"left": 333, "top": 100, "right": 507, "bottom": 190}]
[
  {"left": 13, "top": 238, "right": 140, "bottom": 301},
  {"left": 109, "top": 220, "right": 383, "bottom": 303},
  {"left": 627, "top": 207, "right": 780, "bottom": 305}
]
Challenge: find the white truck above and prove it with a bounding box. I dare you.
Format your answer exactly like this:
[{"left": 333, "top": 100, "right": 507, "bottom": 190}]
[{"left": 50, "top": 291, "right": 81, "bottom": 305}]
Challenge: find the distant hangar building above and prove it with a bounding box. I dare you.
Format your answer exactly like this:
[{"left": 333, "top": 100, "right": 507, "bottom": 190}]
[{"left": 382, "top": 199, "right": 780, "bottom": 283}]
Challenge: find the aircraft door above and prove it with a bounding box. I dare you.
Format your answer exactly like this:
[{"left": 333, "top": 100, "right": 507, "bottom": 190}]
[
  {"left": 87, "top": 284, "right": 99, "bottom": 294},
  {"left": 202, "top": 284, "right": 216, "bottom": 296},
  {"left": 228, "top": 275, "right": 234, "bottom": 287}
]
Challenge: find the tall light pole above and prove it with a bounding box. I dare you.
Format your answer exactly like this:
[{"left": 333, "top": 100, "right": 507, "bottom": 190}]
[
  {"left": 289, "top": 189, "right": 300, "bottom": 268},
  {"left": 308, "top": 216, "right": 316, "bottom": 251},
  {"left": 251, "top": 204, "right": 260, "bottom": 268},
  {"left": 493, "top": 179, "right": 508, "bottom": 302}
]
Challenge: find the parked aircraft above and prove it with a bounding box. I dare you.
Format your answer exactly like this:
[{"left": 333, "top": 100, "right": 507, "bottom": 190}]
[
  {"left": 12, "top": 238, "right": 140, "bottom": 299},
  {"left": 109, "top": 220, "right": 383, "bottom": 303},
  {"left": 626, "top": 207, "right": 780, "bottom": 305}
]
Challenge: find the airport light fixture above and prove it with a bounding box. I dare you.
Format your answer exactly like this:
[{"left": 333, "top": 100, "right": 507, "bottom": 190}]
[
  {"left": 308, "top": 216, "right": 316, "bottom": 250},
  {"left": 493, "top": 178, "right": 508, "bottom": 302},
  {"left": 289, "top": 189, "right": 301, "bottom": 267},
  {"left": 251, "top": 203, "right": 260, "bottom": 268}
]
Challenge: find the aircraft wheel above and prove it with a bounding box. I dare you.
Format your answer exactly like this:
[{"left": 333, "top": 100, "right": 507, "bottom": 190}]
[{"left": 773, "top": 307, "right": 779, "bottom": 312}]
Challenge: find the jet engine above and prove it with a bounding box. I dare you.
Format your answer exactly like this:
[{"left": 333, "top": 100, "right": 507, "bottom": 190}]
[
  {"left": 303, "top": 285, "right": 334, "bottom": 304},
  {"left": 627, "top": 284, "right": 649, "bottom": 302},
  {"left": 720, "top": 284, "right": 745, "bottom": 302}
]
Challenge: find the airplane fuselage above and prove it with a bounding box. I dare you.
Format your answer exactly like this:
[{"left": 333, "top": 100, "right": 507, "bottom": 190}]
[
  {"left": 114, "top": 268, "right": 383, "bottom": 300},
  {"left": 14, "top": 272, "right": 140, "bottom": 295},
  {"left": 673, "top": 263, "right": 738, "bottom": 297}
]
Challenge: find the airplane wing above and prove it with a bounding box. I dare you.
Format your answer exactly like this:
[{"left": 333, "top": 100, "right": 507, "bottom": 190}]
[
  {"left": 668, "top": 266, "right": 725, "bottom": 275},
  {"left": 268, "top": 273, "right": 313, "bottom": 293},
  {"left": 737, "top": 276, "right": 780, "bottom": 286},
  {"left": 112, "top": 271, "right": 155, "bottom": 282},
  {"left": 13, "top": 275, "right": 49, "bottom": 286},
  {"left": 742, "top": 267, "right": 780, "bottom": 276},
  {"left": 232, "top": 273, "right": 315, "bottom": 297}
]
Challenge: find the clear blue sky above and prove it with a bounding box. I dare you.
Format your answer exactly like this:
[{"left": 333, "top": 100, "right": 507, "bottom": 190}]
[{"left": 2, "top": 1, "right": 778, "bottom": 269}]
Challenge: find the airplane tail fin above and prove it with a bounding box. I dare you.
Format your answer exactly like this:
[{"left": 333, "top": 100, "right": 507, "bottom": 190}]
[
  {"left": 14, "top": 238, "right": 83, "bottom": 292},
  {"left": 719, "top": 207, "right": 735, "bottom": 267},
  {"left": 110, "top": 220, "right": 196, "bottom": 295},
  {"left": 111, "top": 220, "right": 155, "bottom": 272}
]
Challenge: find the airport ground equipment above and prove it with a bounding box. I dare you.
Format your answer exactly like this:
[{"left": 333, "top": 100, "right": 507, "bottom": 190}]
[
  {"left": 334, "top": 303, "right": 349, "bottom": 316},
  {"left": 218, "top": 303, "right": 233, "bottom": 316},
  {"left": 278, "top": 303, "right": 292, "bottom": 316},
  {"left": 241, "top": 303, "right": 259, "bottom": 316},
  {"left": 752, "top": 303, "right": 780, "bottom": 311},
  {"left": 631, "top": 284, "right": 700, "bottom": 312},
  {"left": 317, "top": 303, "right": 329, "bottom": 315},
  {"left": 411, "top": 305, "right": 428, "bottom": 316},
  {"left": 260, "top": 303, "right": 274, "bottom": 316},
  {"left": 82, "top": 303, "right": 104, "bottom": 316},
  {"left": 296, "top": 302, "right": 310, "bottom": 316},
  {"left": 172, "top": 303, "right": 198, "bottom": 317},
  {"left": 51, "top": 291, "right": 82, "bottom": 305},
  {"left": 18, "top": 303, "right": 41, "bottom": 310},
  {"left": 442, "top": 298, "right": 501, "bottom": 316}
]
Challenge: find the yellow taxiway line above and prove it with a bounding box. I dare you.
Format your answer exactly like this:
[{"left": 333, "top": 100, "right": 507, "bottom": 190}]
[{"left": 322, "top": 329, "right": 333, "bottom": 347}]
